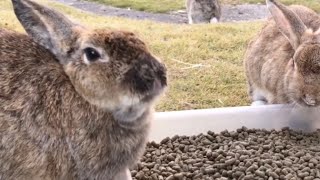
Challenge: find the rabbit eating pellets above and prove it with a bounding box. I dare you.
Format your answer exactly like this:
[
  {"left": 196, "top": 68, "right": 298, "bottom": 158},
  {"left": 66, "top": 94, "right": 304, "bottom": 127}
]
[
  {"left": 186, "top": 0, "right": 221, "bottom": 24},
  {"left": 245, "top": 0, "right": 320, "bottom": 107},
  {"left": 0, "top": 0, "right": 167, "bottom": 179}
]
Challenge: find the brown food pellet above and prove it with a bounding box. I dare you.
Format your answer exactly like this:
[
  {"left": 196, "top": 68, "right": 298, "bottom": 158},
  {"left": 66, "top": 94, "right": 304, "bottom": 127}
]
[{"left": 131, "top": 127, "right": 320, "bottom": 180}]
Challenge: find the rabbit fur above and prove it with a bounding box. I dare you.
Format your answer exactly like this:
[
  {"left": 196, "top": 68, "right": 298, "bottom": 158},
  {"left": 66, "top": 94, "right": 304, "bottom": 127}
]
[
  {"left": 245, "top": 0, "right": 320, "bottom": 107},
  {"left": 186, "top": 0, "right": 221, "bottom": 24},
  {"left": 0, "top": 0, "right": 167, "bottom": 179}
]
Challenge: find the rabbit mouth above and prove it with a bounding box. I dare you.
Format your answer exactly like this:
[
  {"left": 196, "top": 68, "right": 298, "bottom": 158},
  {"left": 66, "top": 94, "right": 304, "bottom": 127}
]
[
  {"left": 112, "top": 79, "right": 166, "bottom": 123},
  {"left": 141, "top": 78, "right": 166, "bottom": 103}
]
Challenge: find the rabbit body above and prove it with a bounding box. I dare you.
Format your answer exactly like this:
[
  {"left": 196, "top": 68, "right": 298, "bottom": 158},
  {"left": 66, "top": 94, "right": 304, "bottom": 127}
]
[
  {"left": 0, "top": 32, "right": 148, "bottom": 180},
  {"left": 245, "top": 0, "right": 320, "bottom": 106},
  {"left": 186, "top": 0, "right": 221, "bottom": 24},
  {"left": 0, "top": 0, "right": 167, "bottom": 180}
]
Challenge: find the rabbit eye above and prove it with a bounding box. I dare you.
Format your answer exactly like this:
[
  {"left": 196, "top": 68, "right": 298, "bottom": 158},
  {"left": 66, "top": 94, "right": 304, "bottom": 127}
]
[{"left": 84, "top": 47, "right": 100, "bottom": 62}]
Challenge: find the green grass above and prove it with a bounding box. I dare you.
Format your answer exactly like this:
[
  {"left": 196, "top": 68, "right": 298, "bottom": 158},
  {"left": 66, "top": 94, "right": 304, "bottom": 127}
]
[
  {"left": 0, "top": 0, "right": 264, "bottom": 111},
  {"left": 88, "top": 0, "right": 184, "bottom": 13},
  {"left": 87, "top": 0, "right": 320, "bottom": 13}
]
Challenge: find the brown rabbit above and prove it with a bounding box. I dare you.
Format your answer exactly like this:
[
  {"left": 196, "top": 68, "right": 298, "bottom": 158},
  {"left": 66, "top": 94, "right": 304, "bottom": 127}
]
[
  {"left": 245, "top": 0, "right": 320, "bottom": 107},
  {"left": 0, "top": 0, "right": 167, "bottom": 179}
]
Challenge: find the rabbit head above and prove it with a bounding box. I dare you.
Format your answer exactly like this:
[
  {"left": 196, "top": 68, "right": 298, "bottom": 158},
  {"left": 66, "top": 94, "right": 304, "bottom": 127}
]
[
  {"left": 267, "top": 0, "right": 320, "bottom": 106},
  {"left": 12, "top": 0, "right": 167, "bottom": 118}
]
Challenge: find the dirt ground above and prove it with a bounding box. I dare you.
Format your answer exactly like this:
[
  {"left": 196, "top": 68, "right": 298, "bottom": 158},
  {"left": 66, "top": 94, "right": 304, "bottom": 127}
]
[{"left": 53, "top": 0, "right": 270, "bottom": 23}]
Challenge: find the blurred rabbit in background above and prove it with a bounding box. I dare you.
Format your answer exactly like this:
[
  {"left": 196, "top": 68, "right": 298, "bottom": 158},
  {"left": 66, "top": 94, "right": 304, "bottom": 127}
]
[{"left": 186, "top": 0, "right": 222, "bottom": 24}]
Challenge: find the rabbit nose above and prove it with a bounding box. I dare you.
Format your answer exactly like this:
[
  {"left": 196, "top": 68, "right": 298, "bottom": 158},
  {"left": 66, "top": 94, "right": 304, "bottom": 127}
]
[
  {"left": 124, "top": 54, "right": 167, "bottom": 94},
  {"left": 302, "top": 94, "right": 316, "bottom": 106},
  {"left": 124, "top": 66, "right": 162, "bottom": 94}
]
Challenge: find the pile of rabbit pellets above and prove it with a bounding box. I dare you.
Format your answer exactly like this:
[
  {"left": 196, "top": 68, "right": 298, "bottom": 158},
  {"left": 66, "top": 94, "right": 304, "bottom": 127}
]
[{"left": 131, "top": 127, "right": 320, "bottom": 180}]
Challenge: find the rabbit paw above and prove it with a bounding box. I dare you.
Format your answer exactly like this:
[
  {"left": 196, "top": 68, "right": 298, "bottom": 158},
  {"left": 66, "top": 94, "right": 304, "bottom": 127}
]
[
  {"left": 114, "top": 168, "right": 132, "bottom": 180},
  {"left": 210, "top": 17, "right": 219, "bottom": 23},
  {"left": 251, "top": 100, "right": 267, "bottom": 106}
]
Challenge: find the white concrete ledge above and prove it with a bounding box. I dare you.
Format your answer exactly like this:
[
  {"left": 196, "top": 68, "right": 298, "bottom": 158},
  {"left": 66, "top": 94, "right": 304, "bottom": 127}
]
[{"left": 149, "top": 104, "right": 320, "bottom": 142}]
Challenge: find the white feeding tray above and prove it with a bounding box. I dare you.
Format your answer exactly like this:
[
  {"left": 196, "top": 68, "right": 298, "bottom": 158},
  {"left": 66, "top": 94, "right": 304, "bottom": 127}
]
[{"left": 149, "top": 104, "right": 320, "bottom": 142}]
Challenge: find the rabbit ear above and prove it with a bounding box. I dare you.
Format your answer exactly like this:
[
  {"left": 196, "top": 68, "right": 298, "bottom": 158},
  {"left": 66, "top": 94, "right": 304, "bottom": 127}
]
[
  {"left": 12, "top": 0, "right": 82, "bottom": 63},
  {"left": 266, "top": 0, "right": 307, "bottom": 49}
]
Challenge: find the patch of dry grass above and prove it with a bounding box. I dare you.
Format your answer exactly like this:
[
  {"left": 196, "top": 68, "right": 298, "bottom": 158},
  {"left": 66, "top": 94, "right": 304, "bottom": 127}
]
[{"left": 0, "top": 0, "right": 264, "bottom": 111}]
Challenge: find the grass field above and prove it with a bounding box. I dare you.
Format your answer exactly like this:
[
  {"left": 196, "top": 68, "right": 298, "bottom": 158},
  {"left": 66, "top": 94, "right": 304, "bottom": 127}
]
[
  {"left": 0, "top": 0, "right": 264, "bottom": 111},
  {"left": 87, "top": 0, "right": 320, "bottom": 13}
]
